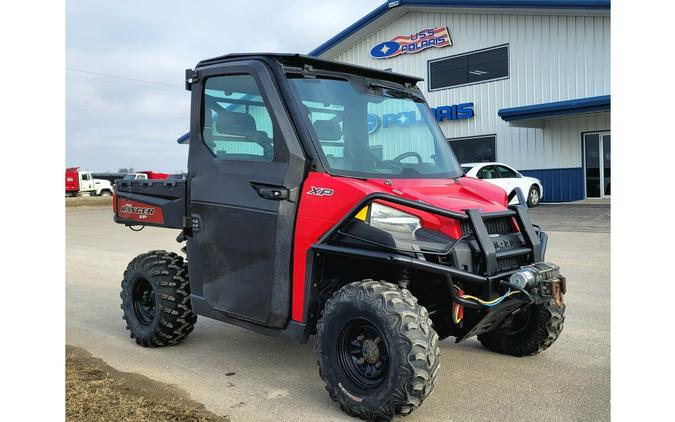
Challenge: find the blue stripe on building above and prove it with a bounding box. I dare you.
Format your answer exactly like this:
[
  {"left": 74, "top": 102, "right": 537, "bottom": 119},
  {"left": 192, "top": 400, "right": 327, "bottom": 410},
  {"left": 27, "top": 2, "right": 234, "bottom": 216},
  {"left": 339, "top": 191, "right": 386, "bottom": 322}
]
[{"left": 520, "top": 167, "right": 584, "bottom": 202}]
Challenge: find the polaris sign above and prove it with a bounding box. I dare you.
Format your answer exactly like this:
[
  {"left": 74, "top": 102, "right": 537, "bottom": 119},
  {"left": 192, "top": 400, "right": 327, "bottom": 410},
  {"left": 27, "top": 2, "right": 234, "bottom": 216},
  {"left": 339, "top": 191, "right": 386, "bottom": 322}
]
[
  {"left": 431, "top": 103, "right": 474, "bottom": 122},
  {"left": 367, "top": 103, "right": 474, "bottom": 133},
  {"left": 370, "top": 27, "right": 452, "bottom": 59}
]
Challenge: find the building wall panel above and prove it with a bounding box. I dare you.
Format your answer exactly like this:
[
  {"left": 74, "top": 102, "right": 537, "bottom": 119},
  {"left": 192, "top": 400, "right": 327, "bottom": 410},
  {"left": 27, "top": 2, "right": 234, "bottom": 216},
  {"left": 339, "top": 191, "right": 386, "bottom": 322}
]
[{"left": 330, "top": 10, "right": 610, "bottom": 172}]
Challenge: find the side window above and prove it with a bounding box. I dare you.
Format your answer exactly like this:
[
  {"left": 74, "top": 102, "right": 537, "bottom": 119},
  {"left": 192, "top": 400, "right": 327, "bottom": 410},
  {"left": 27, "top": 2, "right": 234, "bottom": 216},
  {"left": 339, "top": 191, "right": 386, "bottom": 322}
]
[
  {"left": 82, "top": 173, "right": 91, "bottom": 181},
  {"left": 448, "top": 135, "right": 496, "bottom": 163},
  {"left": 478, "top": 166, "right": 499, "bottom": 179},
  {"left": 202, "top": 74, "right": 275, "bottom": 162},
  {"left": 496, "top": 165, "right": 517, "bottom": 178}
]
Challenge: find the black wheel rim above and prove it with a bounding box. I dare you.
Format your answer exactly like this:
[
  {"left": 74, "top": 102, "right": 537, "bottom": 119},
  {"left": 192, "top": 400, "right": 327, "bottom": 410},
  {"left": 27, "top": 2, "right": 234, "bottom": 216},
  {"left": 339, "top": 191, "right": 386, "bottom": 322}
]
[
  {"left": 337, "top": 318, "right": 389, "bottom": 391},
  {"left": 132, "top": 278, "right": 156, "bottom": 326}
]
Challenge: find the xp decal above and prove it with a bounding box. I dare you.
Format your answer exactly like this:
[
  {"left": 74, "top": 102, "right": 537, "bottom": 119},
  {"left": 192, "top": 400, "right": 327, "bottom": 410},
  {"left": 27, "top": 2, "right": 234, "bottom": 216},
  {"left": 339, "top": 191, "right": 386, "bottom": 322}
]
[
  {"left": 370, "top": 27, "right": 452, "bottom": 59},
  {"left": 307, "top": 186, "right": 335, "bottom": 196}
]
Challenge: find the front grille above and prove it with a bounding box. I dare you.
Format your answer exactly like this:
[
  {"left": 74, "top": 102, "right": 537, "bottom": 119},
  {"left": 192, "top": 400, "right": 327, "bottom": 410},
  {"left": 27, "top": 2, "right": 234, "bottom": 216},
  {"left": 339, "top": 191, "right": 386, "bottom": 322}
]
[
  {"left": 460, "top": 217, "right": 514, "bottom": 237},
  {"left": 497, "top": 255, "right": 526, "bottom": 271}
]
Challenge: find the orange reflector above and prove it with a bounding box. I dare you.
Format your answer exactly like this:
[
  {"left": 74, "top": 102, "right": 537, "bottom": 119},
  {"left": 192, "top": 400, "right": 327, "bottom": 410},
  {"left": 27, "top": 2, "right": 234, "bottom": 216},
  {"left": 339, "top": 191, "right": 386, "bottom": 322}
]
[{"left": 452, "top": 289, "right": 464, "bottom": 324}]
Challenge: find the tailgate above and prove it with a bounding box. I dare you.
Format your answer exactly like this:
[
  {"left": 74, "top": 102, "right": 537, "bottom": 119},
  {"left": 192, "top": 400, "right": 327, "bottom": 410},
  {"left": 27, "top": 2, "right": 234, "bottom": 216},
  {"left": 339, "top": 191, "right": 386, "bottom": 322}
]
[{"left": 113, "top": 178, "right": 187, "bottom": 229}]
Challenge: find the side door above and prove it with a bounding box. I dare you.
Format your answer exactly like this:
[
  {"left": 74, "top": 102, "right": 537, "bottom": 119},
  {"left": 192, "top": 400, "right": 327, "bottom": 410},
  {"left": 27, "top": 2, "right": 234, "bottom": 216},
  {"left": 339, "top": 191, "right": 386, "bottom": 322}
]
[
  {"left": 80, "top": 172, "right": 94, "bottom": 192},
  {"left": 186, "top": 60, "right": 306, "bottom": 328}
]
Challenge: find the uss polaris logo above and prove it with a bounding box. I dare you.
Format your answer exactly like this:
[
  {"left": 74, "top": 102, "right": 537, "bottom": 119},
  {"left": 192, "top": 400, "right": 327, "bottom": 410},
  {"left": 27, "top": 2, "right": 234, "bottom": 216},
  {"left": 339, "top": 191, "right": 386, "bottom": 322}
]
[
  {"left": 307, "top": 186, "right": 334, "bottom": 196},
  {"left": 371, "top": 26, "right": 452, "bottom": 59}
]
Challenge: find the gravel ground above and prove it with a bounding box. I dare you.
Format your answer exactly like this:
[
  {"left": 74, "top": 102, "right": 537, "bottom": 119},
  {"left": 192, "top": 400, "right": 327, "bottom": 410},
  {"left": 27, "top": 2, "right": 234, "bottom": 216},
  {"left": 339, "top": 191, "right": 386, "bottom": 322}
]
[{"left": 66, "top": 206, "right": 610, "bottom": 422}]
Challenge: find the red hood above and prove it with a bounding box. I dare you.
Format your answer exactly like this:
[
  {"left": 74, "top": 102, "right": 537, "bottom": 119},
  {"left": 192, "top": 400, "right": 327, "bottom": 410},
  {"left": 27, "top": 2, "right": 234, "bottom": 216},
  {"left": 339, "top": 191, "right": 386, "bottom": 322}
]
[{"left": 362, "top": 177, "right": 508, "bottom": 213}]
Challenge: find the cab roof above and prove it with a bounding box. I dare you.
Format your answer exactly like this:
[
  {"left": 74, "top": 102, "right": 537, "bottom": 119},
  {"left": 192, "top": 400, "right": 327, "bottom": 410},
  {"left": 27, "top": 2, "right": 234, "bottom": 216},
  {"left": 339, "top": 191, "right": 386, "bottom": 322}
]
[{"left": 195, "top": 53, "right": 423, "bottom": 86}]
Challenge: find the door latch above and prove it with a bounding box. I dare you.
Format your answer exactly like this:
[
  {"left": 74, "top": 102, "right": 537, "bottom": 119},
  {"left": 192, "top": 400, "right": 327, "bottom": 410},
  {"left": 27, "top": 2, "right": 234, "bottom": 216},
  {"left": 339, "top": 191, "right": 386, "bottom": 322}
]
[{"left": 250, "top": 182, "right": 290, "bottom": 200}]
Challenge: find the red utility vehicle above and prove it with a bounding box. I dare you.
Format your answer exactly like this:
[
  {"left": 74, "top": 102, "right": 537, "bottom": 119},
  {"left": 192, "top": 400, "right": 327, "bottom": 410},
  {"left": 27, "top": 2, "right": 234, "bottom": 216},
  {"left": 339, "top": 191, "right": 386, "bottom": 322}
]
[{"left": 113, "top": 54, "right": 566, "bottom": 421}]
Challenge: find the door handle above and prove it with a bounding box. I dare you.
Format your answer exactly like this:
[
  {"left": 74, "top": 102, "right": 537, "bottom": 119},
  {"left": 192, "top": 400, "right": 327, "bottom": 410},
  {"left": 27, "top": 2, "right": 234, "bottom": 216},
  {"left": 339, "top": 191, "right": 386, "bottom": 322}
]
[{"left": 250, "top": 182, "right": 289, "bottom": 200}]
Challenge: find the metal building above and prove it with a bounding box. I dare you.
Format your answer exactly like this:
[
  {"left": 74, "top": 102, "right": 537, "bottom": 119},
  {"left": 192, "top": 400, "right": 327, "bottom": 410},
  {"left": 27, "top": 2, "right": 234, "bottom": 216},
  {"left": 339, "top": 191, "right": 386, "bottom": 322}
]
[{"left": 309, "top": 0, "right": 611, "bottom": 202}]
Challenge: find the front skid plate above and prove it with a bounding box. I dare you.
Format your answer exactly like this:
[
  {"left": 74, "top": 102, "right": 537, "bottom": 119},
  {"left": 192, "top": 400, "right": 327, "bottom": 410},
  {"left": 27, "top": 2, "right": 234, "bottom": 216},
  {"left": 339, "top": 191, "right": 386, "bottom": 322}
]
[{"left": 456, "top": 299, "right": 523, "bottom": 342}]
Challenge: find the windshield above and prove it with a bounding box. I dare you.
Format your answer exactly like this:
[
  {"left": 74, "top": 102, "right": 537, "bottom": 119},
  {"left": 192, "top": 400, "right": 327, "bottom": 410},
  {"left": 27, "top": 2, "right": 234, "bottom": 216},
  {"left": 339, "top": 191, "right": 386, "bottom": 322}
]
[{"left": 290, "top": 77, "right": 462, "bottom": 179}]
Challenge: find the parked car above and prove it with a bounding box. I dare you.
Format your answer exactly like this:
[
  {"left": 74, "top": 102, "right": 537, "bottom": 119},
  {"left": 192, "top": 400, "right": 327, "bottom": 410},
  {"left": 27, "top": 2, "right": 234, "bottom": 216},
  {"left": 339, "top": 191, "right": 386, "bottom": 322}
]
[{"left": 461, "top": 162, "right": 543, "bottom": 207}]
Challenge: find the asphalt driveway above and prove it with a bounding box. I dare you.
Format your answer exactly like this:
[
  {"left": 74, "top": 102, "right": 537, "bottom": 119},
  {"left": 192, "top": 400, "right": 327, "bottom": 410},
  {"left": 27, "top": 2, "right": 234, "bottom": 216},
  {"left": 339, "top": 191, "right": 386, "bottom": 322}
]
[
  {"left": 66, "top": 206, "right": 610, "bottom": 421},
  {"left": 529, "top": 203, "right": 610, "bottom": 233}
]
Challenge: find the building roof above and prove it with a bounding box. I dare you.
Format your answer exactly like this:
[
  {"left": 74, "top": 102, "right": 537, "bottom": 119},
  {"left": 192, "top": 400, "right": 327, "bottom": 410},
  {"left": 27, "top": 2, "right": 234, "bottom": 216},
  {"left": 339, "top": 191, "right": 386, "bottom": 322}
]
[
  {"left": 497, "top": 95, "right": 610, "bottom": 122},
  {"left": 308, "top": 0, "right": 611, "bottom": 57}
]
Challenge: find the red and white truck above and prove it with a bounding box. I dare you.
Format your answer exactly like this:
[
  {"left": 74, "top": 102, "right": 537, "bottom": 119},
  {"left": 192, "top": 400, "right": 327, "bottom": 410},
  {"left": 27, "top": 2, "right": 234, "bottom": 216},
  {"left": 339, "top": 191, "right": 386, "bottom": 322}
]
[{"left": 65, "top": 167, "right": 113, "bottom": 197}]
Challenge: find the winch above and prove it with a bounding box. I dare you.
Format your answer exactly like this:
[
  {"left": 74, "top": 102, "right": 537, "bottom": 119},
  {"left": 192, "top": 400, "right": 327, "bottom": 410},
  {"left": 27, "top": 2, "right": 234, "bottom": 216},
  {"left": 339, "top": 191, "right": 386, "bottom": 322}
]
[{"left": 509, "top": 262, "right": 561, "bottom": 289}]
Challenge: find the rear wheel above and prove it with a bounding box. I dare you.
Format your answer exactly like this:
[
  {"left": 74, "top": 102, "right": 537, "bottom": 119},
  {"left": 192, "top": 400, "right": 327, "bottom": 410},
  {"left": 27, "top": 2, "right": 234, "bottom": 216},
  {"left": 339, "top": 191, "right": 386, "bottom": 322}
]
[
  {"left": 527, "top": 185, "right": 541, "bottom": 207},
  {"left": 477, "top": 299, "right": 564, "bottom": 356},
  {"left": 120, "top": 250, "right": 197, "bottom": 347},
  {"left": 316, "top": 280, "right": 440, "bottom": 421}
]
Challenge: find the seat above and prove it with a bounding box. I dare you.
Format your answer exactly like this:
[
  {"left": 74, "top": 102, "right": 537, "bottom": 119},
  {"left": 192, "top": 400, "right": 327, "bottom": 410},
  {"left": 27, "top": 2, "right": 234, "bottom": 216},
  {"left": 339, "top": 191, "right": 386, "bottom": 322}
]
[{"left": 214, "top": 110, "right": 274, "bottom": 160}]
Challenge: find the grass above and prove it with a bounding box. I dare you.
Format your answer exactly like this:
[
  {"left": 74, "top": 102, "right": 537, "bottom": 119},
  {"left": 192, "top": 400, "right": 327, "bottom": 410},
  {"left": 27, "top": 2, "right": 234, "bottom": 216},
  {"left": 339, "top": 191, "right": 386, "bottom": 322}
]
[
  {"left": 66, "top": 346, "right": 228, "bottom": 422},
  {"left": 65, "top": 196, "right": 113, "bottom": 208}
]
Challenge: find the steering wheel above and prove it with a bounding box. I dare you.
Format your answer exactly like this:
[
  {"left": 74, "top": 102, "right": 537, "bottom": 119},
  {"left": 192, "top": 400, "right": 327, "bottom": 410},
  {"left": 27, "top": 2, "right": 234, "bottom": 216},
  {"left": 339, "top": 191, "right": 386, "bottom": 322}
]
[{"left": 391, "top": 151, "right": 423, "bottom": 163}]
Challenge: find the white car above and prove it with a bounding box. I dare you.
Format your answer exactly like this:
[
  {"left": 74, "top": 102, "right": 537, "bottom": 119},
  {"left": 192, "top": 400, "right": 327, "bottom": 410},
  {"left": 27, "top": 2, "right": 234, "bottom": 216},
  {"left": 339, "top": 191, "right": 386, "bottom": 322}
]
[{"left": 461, "top": 162, "right": 543, "bottom": 207}]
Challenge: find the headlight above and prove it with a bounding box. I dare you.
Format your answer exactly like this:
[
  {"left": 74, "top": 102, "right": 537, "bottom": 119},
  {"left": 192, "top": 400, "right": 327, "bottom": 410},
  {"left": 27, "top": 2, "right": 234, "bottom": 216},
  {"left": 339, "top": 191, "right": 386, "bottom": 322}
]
[{"left": 357, "top": 202, "right": 421, "bottom": 238}]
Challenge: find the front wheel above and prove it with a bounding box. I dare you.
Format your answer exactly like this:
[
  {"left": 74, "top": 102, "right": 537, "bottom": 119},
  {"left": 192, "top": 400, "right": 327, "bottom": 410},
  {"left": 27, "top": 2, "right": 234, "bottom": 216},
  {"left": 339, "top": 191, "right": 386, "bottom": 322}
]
[
  {"left": 477, "top": 299, "right": 564, "bottom": 356},
  {"left": 316, "top": 280, "right": 440, "bottom": 421},
  {"left": 527, "top": 185, "right": 541, "bottom": 207}
]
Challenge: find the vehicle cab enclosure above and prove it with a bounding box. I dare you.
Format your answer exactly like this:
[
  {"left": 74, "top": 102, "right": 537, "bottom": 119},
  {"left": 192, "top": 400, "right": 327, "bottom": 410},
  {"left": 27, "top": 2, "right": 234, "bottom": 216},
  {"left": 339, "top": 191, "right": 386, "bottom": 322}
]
[
  {"left": 66, "top": 167, "right": 94, "bottom": 193},
  {"left": 113, "top": 54, "right": 559, "bottom": 343}
]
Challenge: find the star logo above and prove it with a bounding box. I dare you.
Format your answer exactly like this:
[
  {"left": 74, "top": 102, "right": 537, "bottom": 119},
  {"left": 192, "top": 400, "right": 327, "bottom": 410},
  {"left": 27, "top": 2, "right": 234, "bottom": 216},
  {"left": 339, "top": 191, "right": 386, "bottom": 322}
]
[
  {"left": 398, "top": 114, "right": 408, "bottom": 125},
  {"left": 380, "top": 44, "right": 390, "bottom": 54}
]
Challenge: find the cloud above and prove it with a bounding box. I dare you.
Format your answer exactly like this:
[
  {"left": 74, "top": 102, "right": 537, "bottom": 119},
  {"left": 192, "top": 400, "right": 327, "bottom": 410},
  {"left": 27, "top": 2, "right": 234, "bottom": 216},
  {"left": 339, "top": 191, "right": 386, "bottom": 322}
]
[{"left": 66, "top": 0, "right": 382, "bottom": 172}]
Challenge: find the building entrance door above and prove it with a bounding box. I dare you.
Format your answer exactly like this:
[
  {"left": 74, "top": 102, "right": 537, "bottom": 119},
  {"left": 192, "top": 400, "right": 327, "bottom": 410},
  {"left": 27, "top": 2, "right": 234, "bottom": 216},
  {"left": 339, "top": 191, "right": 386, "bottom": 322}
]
[{"left": 583, "top": 132, "right": 611, "bottom": 198}]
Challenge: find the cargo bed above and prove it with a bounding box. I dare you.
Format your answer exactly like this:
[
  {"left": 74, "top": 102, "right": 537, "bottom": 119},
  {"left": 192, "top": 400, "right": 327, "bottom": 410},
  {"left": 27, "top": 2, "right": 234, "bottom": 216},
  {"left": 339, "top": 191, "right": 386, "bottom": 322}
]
[{"left": 113, "top": 178, "right": 187, "bottom": 229}]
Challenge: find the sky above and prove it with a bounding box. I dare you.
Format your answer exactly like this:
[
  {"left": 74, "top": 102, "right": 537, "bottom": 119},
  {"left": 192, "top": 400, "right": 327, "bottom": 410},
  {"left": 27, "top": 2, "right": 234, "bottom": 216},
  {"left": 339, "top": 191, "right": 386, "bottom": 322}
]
[{"left": 66, "top": 0, "right": 382, "bottom": 173}]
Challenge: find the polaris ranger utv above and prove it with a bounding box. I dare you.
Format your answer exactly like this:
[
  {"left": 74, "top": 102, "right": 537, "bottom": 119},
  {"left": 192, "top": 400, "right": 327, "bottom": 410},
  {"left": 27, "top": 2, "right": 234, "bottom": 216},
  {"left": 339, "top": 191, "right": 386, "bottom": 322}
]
[{"left": 113, "top": 53, "right": 566, "bottom": 421}]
